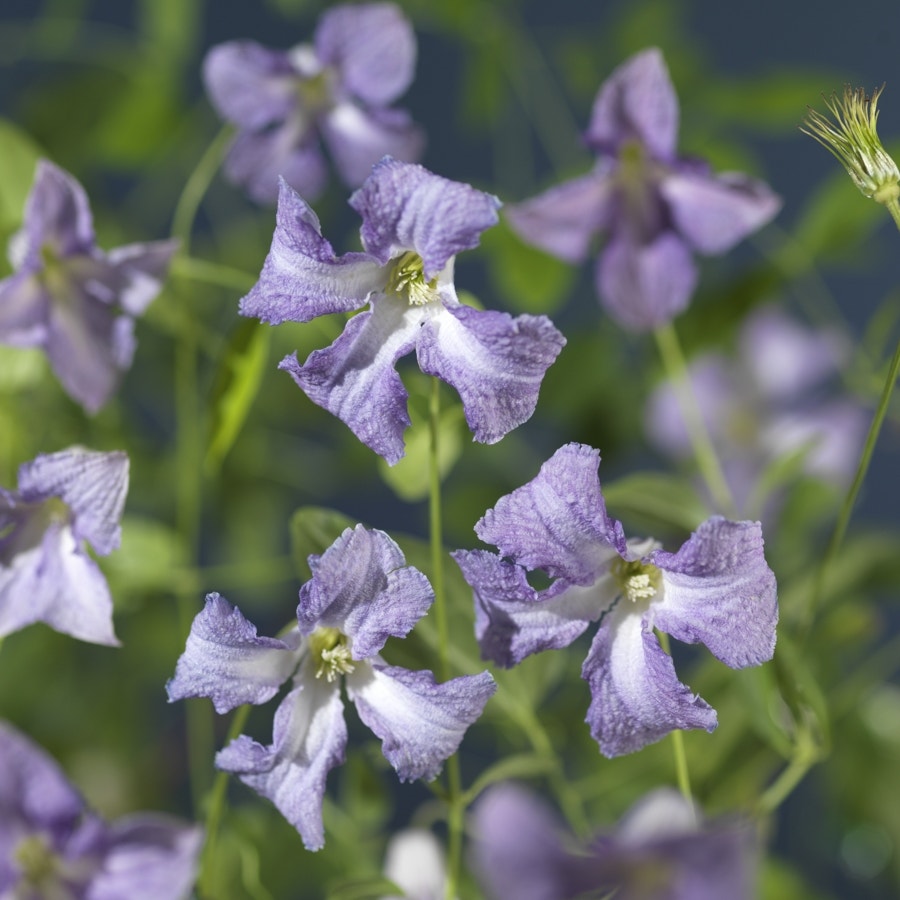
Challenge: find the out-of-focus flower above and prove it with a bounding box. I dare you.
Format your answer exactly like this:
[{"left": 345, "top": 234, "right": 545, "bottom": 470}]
[
  {"left": 471, "top": 782, "right": 757, "bottom": 900},
  {"left": 802, "top": 84, "right": 900, "bottom": 207},
  {"left": 382, "top": 828, "right": 448, "bottom": 900},
  {"left": 453, "top": 443, "right": 777, "bottom": 757},
  {"left": 506, "top": 48, "right": 781, "bottom": 331},
  {"left": 240, "top": 159, "right": 566, "bottom": 464},
  {"left": 645, "top": 305, "right": 868, "bottom": 513},
  {"left": 168, "top": 525, "right": 496, "bottom": 851},
  {"left": 0, "top": 720, "right": 202, "bottom": 900},
  {"left": 0, "top": 447, "right": 129, "bottom": 646},
  {"left": 204, "top": 2, "right": 424, "bottom": 204},
  {"left": 0, "top": 160, "right": 177, "bottom": 413}
]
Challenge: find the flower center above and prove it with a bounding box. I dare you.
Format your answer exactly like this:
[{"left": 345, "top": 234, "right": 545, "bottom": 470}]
[
  {"left": 309, "top": 627, "right": 355, "bottom": 682},
  {"left": 297, "top": 69, "right": 334, "bottom": 114},
  {"left": 615, "top": 139, "right": 661, "bottom": 241},
  {"left": 39, "top": 242, "right": 72, "bottom": 298},
  {"left": 611, "top": 558, "right": 662, "bottom": 604},
  {"left": 386, "top": 251, "right": 440, "bottom": 306},
  {"left": 15, "top": 834, "right": 61, "bottom": 890}
]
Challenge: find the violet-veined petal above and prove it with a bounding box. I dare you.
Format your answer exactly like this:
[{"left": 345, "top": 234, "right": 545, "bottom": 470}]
[
  {"left": 106, "top": 239, "right": 178, "bottom": 316},
  {"left": 0, "top": 273, "right": 48, "bottom": 346}
]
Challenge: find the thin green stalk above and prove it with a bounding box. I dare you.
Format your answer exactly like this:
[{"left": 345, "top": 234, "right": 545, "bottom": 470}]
[
  {"left": 170, "top": 256, "right": 257, "bottom": 293},
  {"left": 886, "top": 197, "right": 900, "bottom": 231},
  {"left": 755, "top": 726, "right": 820, "bottom": 816},
  {"left": 658, "top": 632, "right": 693, "bottom": 806},
  {"left": 653, "top": 323, "right": 737, "bottom": 518}
]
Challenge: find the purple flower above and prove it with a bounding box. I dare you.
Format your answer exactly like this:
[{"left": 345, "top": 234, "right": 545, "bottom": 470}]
[
  {"left": 0, "top": 160, "right": 177, "bottom": 413},
  {"left": 0, "top": 447, "right": 129, "bottom": 646},
  {"left": 452, "top": 443, "right": 777, "bottom": 757},
  {"left": 203, "top": 2, "right": 424, "bottom": 204},
  {"left": 240, "top": 158, "right": 566, "bottom": 464},
  {"left": 167, "top": 525, "right": 496, "bottom": 851},
  {"left": 471, "top": 782, "right": 757, "bottom": 900},
  {"left": 505, "top": 48, "right": 781, "bottom": 331},
  {"left": 0, "top": 720, "right": 202, "bottom": 900}
]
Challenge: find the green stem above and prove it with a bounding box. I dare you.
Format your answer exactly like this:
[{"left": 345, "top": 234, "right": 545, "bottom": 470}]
[
  {"left": 653, "top": 323, "right": 737, "bottom": 517},
  {"left": 658, "top": 633, "right": 694, "bottom": 805},
  {"left": 170, "top": 255, "right": 257, "bottom": 293},
  {"left": 884, "top": 197, "right": 900, "bottom": 231},
  {"left": 755, "top": 727, "right": 819, "bottom": 816}
]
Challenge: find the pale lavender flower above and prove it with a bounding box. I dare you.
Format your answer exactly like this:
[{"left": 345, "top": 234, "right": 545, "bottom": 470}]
[
  {"left": 0, "top": 447, "right": 129, "bottom": 646},
  {"left": 453, "top": 444, "right": 777, "bottom": 757},
  {"left": 472, "top": 782, "right": 757, "bottom": 900},
  {"left": 240, "top": 158, "right": 566, "bottom": 464},
  {"left": 167, "top": 525, "right": 496, "bottom": 851},
  {"left": 0, "top": 721, "right": 202, "bottom": 900},
  {"left": 204, "top": 2, "right": 424, "bottom": 204},
  {"left": 382, "top": 828, "right": 447, "bottom": 900},
  {"left": 0, "top": 160, "right": 177, "bottom": 413},
  {"left": 506, "top": 48, "right": 781, "bottom": 331}
]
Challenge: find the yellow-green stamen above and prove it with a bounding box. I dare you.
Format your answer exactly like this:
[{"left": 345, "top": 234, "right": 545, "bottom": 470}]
[
  {"left": 386, "top": 251, "right": 439, "bottom": 306},
  {"left": 611, "top": 557, "right": 663, "bottom": 604},
  {"left": 309, "top": 627, "right": 355, "bottom": 682}
]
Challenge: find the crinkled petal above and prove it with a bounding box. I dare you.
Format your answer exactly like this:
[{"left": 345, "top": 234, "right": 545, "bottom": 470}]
[
  {"left": 298, "top": 525, "right": 432, "bottom": 658},
  {"left": 321, "top": 103, "right": 424, "bottom": 188},
  {"left": 280, "top": 295, "right": 420, "bottom": 464},
  {"left": 417, "top": 304, "right": 565, "bottom": 445},
  {"left": 106, "top": 239, "right": 178, "bottom": 316},
  {"left": 660, "top": 170, "right": 781, "bottom": 254},
  {"left": 582, "top": 606, "right": 717, "bottom": 757},
  {"left": 216, "top": 665, "right": 347, "bottom": 851},
  {"left": 586, "top": 48, "right": 678, "bottom": 161},
  {"left": 315, "top": 2, "right": 416, "bottom": 106},
  {"left": 87, "top": 815, "right": 202, "bottom": 900},
  {"left": 240, "top": 179, "right": 383, "bottom": 324},
  {"left": 504, "top": 169, "right": 616, "bottom": 263},
  {"left": 475, "top": 443, "right": 626, "bottom": 583},
  {"left": 350, "top": 158, "right": 500, "bottom": 277},
  {"left": 0, "top": 272, "right": 48, "bottom": 345},
  {"left": 649, "top": 517, "right": 777, "bottom": 669},
  {"left": 346, "top": 660, "right": 495, "bottom": 781},
  {"left": 453, "top": 550, "right": 611, "bottom": 667},
  {"left": 166, "top": 593, "right": 302, "bottom": 714},
  {"left": 203, "top": 41, "right": 297, "bottom": 130},
  {"left": 18, "top": 447, "right": 129, "bottom": 556},
  {"left": 597, "top": 231, "right": 697, "bottom": 332}
]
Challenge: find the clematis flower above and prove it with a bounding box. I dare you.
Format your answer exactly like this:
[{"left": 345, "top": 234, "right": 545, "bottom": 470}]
[
  {"left": 203, "top": 2, "right": 424, "bottom": 205},
  {"left": 505, "top": 48, "right": 781, "bottom": 331},
  {"left": 0, "top": 446, "right": 129, "bottom": 646},
  {"left": 0, "top": 160, "right": 177, "bottom": 413},
  {"left": 0, "top": 720, "right": 202, "bottom": 900},
  {"left": 471, "top": 782, "right": 757, "bottom": 900},
  {"left": 240, "top": 158, "right": 566, "bottom": 464},
  {"left": 167, "top": 525, "right": 496, "bottom": 851},
  {"left": 452, "top": 443, "right": 777, "bottom": 757},
  {"left": 382, "top": 828, "right": 448, "bottom": 900}
]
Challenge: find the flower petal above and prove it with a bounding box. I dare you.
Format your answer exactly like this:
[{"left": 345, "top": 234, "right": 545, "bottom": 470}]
[
  {"left": 346, "top": 660, "right": 495, "bottom": 781},
  {"left": 349, "top": 159, "right": 500, "bottom": 277},
  {"left": 416, "top": 304, "right": 565, "bottom": 445},
  {"left": 106, "top": 239, "right": 178, "bottom": 317},
  {"left": 586, "top": 48, "right": 679, "bottom": 161},
  {"left": 504, "top": 168, "right": 616, "bottom": 263},
  {"left": 216, "top": 667, "right": 347, "bottom": 851},
  {"left": 0, "top": 272, "right": 48, "bottom": 345},
  {"left": 166, "top": 593, "right": 302, "bottom": 714},
  {"left": 314, "top": 2, "right": 416, "bottom": 107},
  {"left": 280, "top": 295, "right": 419, "bottom": 464},
  {"left": 382, "top": 829, "right": 447, "bottom": 900},
  {"left": 582, "top": 606, "right": 717, "bottom": 757},
  {"left": 649, "top": 517, "right": 778, "bottom": 669},
  {"left": 597, "top": 231, "right": 697, "bottom": 332},
  {"left": 240, "top": 178, "right": 384, "bottom": 324},
  {"left": 475, "top": 443, "right": 626, "bottom": 584},
  {"left": 660, "top": 170, "right": 781, "bottom": 254}
]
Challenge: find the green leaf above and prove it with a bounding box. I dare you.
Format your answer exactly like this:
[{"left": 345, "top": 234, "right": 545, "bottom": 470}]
[
  {"left": 205, "top": 318, "right": 271, "bottom": 474},
  {"left": 0, "top": 346, "right": 48, "bottom": 392},
  {"left": 289, "top": 506, "right": 356, "bottom": 580},
  {"left": 602, "top": 471, "right": 709, "bottom": 532},
  {"left": 0, "top": 118, "right": 41, "bottom": 232},
  {"left": 772, "top": 631, "right": 830, "bottom": 754}
]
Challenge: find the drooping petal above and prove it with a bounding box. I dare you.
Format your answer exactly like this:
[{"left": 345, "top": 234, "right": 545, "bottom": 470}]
[
  {"left": 166, "top": 593, "right": 302, "bottom": 714},
  {"left": 279, "top": 295, "right": 420, "bottom": 464},
  {"left": 298, "top": 525, "right": 432, "bottom": 658},
  {"left": 648, "top": 517, "right": 778, "bottom": 669},
  {"left": 349, "top": 159, "right": 500, "bottom": 277},
  {"left": 585, "top": 48, "right": 679, "bottom": 161},
  {"left": 320, "top": 103, "right": 424, "bottom": 188},
  {"left": 347, "top": 660, "right": 495, "bottom": 781},
  {"left": 106, "top": 238, "right": 178, "bottom": 316},
  {"left": 582, "top": 605, "right": 717, "bottom": 757},
  {"left": 416, "top": 304, "right": 565, "bottom": 445},
  {"left": 17, "top": 447, "right": 128, "bottom": 556},
  {"left": 202, "top": 41, "right": 297, "bottom": 130},
  {"left": 240, "top": 178, "right": 384, "bottom": 324},
  {"left": 475, "top": 444, "right": 626, "bottom": 584},
  {"left": 597, "top": 231, "right": 697, "bottom": 332},
  {"left": 660, "top": 170, "right": 781, "bottom": 254},
  {"left": 216, "top": 665, "right": 347, "bottom": 852},
  {"left": 314, "top": 2, "right": 417, "bottom": 107},
  {"left": 504, "top": 168, "right": 617, "bottom": 263},
  {"left": 0, "top": 272, "right": 49, "bottom": 346},
  {"left": 453, "top": 550, "right": 607, "bottom": 667}
]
